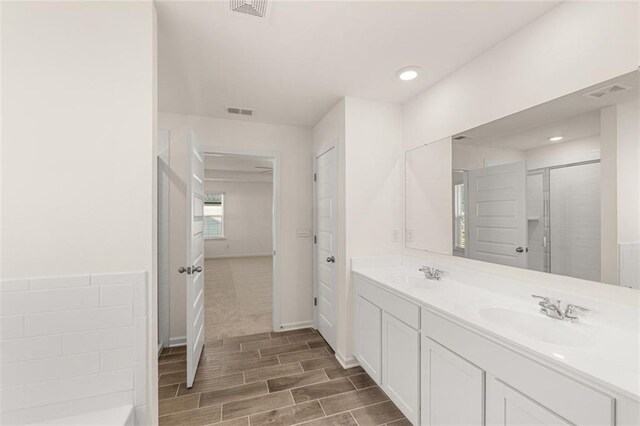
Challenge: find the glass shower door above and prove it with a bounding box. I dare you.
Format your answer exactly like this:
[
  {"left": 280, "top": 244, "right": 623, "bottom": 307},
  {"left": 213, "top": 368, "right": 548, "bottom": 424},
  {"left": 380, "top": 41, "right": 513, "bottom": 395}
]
[{"left": 549, "top": 162, "right": 601, "bottom": 281}]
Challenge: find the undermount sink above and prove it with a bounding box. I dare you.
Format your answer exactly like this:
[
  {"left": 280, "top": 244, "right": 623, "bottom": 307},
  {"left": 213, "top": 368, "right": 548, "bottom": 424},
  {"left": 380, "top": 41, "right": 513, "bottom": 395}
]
[
  {"left": 384, "top": 273, "right": 440, "bottom": 289},
  {"left": 478, "top": 307, "right": 592, "bottom": 347}
]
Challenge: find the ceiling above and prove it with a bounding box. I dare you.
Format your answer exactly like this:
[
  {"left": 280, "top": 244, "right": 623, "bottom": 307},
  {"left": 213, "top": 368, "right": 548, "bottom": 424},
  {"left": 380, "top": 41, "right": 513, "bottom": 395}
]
[
  {"left": 204, "top": 153, "right": 274, "bottom": 182},
  {"left": 205, "top": 153, "right": 273, "bottom": 172},
  {"left": 455, "top": 70, "right": 639, "bottom": 151},
  {"left": 460, "top": 110, "right": 601, "bottom": 152},
  {"left": 157, "top": 1, "right": 559, "bottom": 127}
]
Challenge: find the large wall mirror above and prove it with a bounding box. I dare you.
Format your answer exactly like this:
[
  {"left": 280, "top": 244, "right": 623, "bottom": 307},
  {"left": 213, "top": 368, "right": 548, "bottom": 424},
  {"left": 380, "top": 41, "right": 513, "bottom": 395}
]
[{"left": 406, "top": 70, "right": 639, "bottom": 288}]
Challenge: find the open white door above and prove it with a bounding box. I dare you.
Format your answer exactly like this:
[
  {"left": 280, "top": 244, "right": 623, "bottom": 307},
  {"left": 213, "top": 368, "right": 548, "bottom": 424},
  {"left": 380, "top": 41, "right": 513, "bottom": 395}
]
[
  {"left": 181, "top": 132, "right": 205, "bottom": 388},
  {"left": 467, "top": 161, "right": 527, "bottom": 268},
  {"left": 314, "top": 147, "right": 337, "bottom": 349}
]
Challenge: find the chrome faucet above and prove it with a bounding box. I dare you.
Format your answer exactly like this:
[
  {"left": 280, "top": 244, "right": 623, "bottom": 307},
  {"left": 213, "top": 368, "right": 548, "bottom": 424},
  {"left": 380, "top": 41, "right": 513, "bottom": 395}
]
[
  {"left": 564, "top": 304, "right": 589, "bottom": 322},
  {"left": 419, "top": 266, "right": 442, "bottom": 280},
  {"left": 531, "top": 295, "right": 589, "bottom": 322}
]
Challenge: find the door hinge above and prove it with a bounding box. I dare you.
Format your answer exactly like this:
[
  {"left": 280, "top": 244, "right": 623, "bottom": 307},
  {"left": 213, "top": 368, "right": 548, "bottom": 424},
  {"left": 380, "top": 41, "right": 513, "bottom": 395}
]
[
  {"left": 273, "top": 250, "right": 276, "bottom": 256},
  {"left": 314, "top": 297, "right": 317, "bottom": 306},
  {"left": 313, "top": 235, "right": 317, "bottom": 244},
  {"left": 313, "top": 173, "right": 317, "bottom": 182}
]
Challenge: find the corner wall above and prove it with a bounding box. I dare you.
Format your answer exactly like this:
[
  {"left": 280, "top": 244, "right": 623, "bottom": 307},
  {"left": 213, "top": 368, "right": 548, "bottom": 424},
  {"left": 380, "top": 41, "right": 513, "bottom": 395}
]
[
  {"left": 312, "top": 98, "right": 403, "bottom": 364},
  {"left": 1, "top": 1, "right": 157, "bottom": 278},
  {"left": 0, "top": 1, "right": 157, "bottom": 423}
]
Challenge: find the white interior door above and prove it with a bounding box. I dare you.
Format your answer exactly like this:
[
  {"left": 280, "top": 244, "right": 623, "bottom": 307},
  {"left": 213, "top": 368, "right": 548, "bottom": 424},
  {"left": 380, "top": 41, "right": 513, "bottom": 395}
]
[
  {"left": 467, "top": 161, "right": 527, "bottom": 268},
  {"left": 314, "top": 147, "right": 337, "bottom": 349},
  {"left": 183, "top": 131, "right": 205, "bottom": 388}
]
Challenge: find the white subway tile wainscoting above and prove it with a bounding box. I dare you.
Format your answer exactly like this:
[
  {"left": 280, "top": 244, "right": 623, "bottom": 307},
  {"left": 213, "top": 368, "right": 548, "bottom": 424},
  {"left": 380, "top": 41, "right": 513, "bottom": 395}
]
[{"left": 0, "top": 272, "right": 148, "bottom": 425}]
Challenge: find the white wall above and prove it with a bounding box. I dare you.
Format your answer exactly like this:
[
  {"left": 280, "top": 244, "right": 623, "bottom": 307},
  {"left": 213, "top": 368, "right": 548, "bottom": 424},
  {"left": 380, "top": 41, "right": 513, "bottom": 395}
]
[
  {"left": 312, "top": 97, "right": 403, "bottom": 364},
  {"left": 204, "top": 180, "right": 273, "bottom": 258},
  {"left": 402, "top": 1, "right": 638, "bottom": 262},
  {"left": 615, "top": 103, "right": 640, "bottom": 246},
  {"left": 525, "top": 136, "right": 601, "bottom": 170},
  {"left": 453, "top": 144, "right": 525, "bottom": 170},
  {"left": 344, "top": 98, "right": 403, "bottom": 361},
  {"left": 403, "top": 2, "right": 638, "bottom": 152},
  {"left": 600, "top": 103, "right": 640, "bottom": 285},
  {"left": 159, "top": 113, "right": 313, "bottom": 341},
  {"left": 0, "top": 2, "right": 157, "bottom": 423},
  {"left": 601, "top": 106, "right": 619, "bottom": 284},
  {"left": 1, "top": 1, "right": 157, "bottom": 278}
]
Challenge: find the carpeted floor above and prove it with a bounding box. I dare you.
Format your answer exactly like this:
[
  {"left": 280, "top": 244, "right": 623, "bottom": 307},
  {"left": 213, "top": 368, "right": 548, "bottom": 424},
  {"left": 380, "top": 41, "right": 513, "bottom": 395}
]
[{"left": 204, "top": 256, "right": 273, "bottom": 342}]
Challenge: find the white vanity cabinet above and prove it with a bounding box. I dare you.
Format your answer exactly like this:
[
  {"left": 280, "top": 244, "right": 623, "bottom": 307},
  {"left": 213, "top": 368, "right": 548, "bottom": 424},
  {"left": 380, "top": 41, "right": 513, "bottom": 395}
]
[
  {"left": 421, "top": 336, "right": 485, "bottom": 426},
  {"left": 486, "top": 378, "right": 572, "bottom": 426},
  {"left": 352, "top": 270, "right": 633, "bottom": 426},
  {"left": 353, "top": 274, "right": 421, "bottom": 425},
  {"left": 382, "top": 312, "right": 420, "bottom": 423},
  {"left": 422, "top": 308, "right": 616, "bottom": 426},
  {"left": 355, "top": 294, "right": 382, "bottom": 382}
]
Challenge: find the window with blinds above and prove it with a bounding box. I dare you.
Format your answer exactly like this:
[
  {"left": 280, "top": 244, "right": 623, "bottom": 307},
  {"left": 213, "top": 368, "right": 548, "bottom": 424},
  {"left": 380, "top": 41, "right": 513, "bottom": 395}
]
[
  {"left": 454, "top": 183, "right": 466, "bottom": 250},
  {"left": 204, "top": 193, "right": 224, "bottom": 239}
]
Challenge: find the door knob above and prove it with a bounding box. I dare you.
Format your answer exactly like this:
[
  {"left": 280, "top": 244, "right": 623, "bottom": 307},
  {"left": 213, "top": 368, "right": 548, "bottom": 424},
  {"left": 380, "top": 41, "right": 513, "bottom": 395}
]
[
  {"left": 326, "top": 256, "right": 335, "bottom": 263},
  {"left": 193, "top": 266, "right": 203, "bottom": 273},
  {"left": 178, "top": 266, "right": 191, "bottom": 274},
  {"left": 515, "top": 247, "right": 529, "bottom": 253}
]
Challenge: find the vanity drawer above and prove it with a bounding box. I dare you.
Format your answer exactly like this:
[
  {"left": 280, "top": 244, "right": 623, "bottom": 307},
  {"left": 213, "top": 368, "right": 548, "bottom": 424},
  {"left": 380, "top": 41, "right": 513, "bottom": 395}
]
[
  {"left": 355, "top": 275, "right": 420, "bottom": 329},
  {"left": 422, "top": 308, "right": 614, "bottom": 426}
]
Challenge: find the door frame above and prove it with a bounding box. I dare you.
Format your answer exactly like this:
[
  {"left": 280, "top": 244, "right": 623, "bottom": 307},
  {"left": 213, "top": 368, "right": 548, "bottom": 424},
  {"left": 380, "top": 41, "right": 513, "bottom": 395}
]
[
  {"left": 157, "top": 129, "right": 171, "bottom": 355},
  {"left": 312, "top": 143, "right": 338, "bottom": 344},
  {"left": 198, "top": 145, "right": 282, "bottom": 332}
]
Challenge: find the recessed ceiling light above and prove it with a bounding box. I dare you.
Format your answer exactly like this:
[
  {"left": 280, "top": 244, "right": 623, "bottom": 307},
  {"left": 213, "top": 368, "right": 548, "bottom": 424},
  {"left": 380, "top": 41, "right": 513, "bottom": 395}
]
[
  {"left": 549, "top": 136, "right": 563, "bottom": 142},
  {"left": 396, "top": 66, "right": 421, "bottom": 81}
]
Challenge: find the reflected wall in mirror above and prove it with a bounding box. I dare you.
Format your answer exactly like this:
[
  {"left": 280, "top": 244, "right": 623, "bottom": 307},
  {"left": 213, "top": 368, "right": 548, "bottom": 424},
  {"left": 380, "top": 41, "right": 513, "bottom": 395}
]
[
  {"left": 451, "top": 70, "right": 638, "bottom": 287},
  {"left": 406, "top": 138, "right": 452, "bottom": 253}
]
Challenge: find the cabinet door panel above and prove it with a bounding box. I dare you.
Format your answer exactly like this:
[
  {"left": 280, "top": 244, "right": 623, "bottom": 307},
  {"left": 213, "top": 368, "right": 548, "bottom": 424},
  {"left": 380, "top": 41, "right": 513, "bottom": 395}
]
[
  {"left": 355, "top": 295, "right": 382, "bottom": 382},
  {"left": 487, "top": 377, "right": 571, "bottom": 426},
  {"left": 382, "top": 312, "right": 420, "bottom": 425},
  {"left": 422, "top": 337, "right": 484, "bottom": 425}
]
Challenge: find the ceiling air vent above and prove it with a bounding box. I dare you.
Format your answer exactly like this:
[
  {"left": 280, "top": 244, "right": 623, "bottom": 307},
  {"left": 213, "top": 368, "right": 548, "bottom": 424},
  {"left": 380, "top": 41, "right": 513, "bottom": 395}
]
[
  {"left": 227, "top": 106, "right": 254, "bottom": 116},
  {"left": 583, "top": 83, "right": 631, "bottom": 99},
  {"left": 453, "top": 135, "right": 469, "bottom": 141},
  {"left": 230, "top": 0, "right": 269, "bottom": 18}
]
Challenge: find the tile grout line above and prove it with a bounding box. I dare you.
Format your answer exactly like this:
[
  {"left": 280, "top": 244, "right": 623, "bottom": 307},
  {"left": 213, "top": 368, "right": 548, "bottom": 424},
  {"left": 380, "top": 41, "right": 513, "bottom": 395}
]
[
  {"left": 322, "top": 397, "right": 393, "bottom": 419},
  {"left": 198, "top": 380, "right": 272, "bottom": 412}
]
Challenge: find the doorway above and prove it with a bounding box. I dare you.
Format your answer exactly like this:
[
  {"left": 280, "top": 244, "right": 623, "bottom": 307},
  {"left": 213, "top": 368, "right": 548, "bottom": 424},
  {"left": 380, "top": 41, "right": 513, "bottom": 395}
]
[{"left": 202, "top": 152, "right": 279, "bottom": 341}]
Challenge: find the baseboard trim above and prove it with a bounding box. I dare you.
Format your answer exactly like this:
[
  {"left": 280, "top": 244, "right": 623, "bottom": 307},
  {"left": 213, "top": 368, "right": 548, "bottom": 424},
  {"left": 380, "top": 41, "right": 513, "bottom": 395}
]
[
  {"left": 335, "top": 351, "right": 360, "bottom": 369},
  {"left": 276, "top": 321, "right": 315, "bottom": 332},
  {"left": 169, "top": 336, "right": 186, "bottom": 347},
  {"left": 205, "top": 253, "right": 272, "bottom": 259}
]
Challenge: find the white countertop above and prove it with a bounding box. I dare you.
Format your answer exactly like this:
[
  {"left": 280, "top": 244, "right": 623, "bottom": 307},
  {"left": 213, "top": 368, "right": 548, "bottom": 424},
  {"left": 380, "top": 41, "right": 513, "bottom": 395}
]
[{"left": 352, "top": 254, "right": 640, "bottom": 401}]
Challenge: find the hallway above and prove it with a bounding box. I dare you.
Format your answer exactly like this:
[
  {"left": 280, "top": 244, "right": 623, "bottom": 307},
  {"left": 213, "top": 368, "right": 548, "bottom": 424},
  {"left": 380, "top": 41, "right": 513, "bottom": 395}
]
[{"left": 205, "top": 256, "right": 273, "bottom": 342}]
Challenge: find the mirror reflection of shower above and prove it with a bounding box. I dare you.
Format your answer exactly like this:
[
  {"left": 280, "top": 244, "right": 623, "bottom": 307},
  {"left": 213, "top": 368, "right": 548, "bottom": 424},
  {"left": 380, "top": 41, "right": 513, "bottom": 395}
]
[
  {"left": 446, "top": 70, "right": 638, "bottom": 286},
  {"left": 453, "top": 159, "right": 601, "bottom": 282}
]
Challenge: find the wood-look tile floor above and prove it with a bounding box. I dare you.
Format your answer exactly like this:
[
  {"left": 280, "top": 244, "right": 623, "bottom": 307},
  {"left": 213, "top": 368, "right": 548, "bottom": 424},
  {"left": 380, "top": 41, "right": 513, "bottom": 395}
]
[{"left": 158, "top": 329, "right": 409, "bottom": 426}]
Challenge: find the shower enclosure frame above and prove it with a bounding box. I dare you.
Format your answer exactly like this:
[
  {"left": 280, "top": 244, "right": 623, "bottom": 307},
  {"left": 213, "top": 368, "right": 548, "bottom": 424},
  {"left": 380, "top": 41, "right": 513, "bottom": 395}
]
[{"left": 527, "top": 159, "right": 601, "bottom": 275}]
